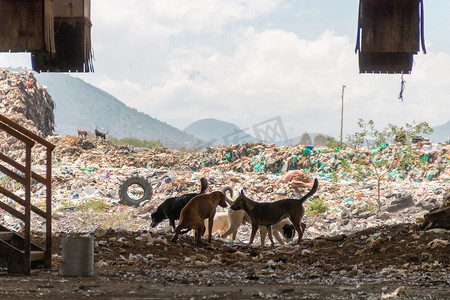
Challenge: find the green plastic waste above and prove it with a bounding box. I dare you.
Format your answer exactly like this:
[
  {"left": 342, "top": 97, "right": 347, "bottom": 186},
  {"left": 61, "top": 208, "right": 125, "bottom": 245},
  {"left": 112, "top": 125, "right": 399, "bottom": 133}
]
[{"left": 377, "top": 144, "right": 388, "bottom": 152}]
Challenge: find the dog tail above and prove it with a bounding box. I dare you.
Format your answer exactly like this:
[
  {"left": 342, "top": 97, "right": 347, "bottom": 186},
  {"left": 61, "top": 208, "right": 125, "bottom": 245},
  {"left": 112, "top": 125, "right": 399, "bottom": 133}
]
[
  {"left": 199, "top": 177, "right": 208, "bottom": 194},
  {"left": 220, "top": 186, "right": 234, "bottom": 206},
  {"left": 298, "top": 178, "right": 319, "bottom": 204}
]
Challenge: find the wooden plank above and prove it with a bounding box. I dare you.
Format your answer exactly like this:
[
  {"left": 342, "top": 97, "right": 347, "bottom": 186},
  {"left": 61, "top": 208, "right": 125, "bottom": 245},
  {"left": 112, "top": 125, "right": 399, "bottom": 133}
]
[
  {"left": 359, "top": 52, "right": 413, "bottom": 74},
  {"left": 0, "top": 0, "right": 44, "bottom": 52},
  {"left": 23, "top": 145, "right": 32, "bottom": 275},
  {"left": 0, "top": 115, "right": 54, "bottom": 149},
  {"left": 0, "top": 121, "right": 35, "bottom": 147},
  {"left": 0, "top": 232, "right": 14, "bottom": 241},
  {"left": 29, "top": 250, "right": 45, "bottom": 261},
  {"left": 360, "top": 0, "right": 420, "bottom": 53},
  {"left": 0, "top": 181, "right": 47, "bottom": 219},
  {"left": 44, "top": 147, "right": 52, "bottom": 268},
  {"left": 0, "top": 185, "right": 25, "bottom": 205},
  {"left": 0, "top": 164, "right": 25, "bottom": 185},
  {"left": 0, "top": 201, "right": 25, "bottom": 220},
  {"left": 0, "top": 152, "right": 47, "bottom": 185}
]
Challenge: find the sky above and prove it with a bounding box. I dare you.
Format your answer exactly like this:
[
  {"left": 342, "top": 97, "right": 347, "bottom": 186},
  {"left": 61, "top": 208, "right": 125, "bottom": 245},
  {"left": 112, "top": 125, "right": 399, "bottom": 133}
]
[{"left": 1, "top": 0, "right": 449, "bottom": 140}]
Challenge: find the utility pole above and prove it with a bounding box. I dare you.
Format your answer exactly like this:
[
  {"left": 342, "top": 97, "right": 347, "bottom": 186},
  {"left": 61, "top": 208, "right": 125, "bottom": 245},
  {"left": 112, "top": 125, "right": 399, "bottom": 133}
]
[{"left": 340, "top": 85, "right": 346, "bottom": 144}]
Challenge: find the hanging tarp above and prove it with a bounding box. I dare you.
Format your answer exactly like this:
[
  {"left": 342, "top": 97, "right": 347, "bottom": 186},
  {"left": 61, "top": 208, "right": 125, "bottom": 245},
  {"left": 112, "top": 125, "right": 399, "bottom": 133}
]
[
  {"left": 32, "top": 0, "right": 93, "bottom": 72},
  {"left": 355, "top": 0, "right": 426, "bottom": 74},
  {"left": 0, "top": 0, "right": 55, "bottom": 53}
]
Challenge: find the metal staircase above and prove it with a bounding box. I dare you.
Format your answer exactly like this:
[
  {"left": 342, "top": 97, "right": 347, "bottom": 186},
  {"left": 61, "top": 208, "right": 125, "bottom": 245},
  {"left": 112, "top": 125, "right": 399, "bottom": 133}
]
[{"left": 0, "top": 114, "right": 54, "bottom": 274}]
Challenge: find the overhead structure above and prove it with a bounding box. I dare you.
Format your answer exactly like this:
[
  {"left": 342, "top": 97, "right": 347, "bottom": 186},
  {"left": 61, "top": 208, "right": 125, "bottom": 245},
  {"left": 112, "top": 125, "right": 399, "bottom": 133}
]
[
  {"left": 0, "top": 0, "right": 55, "bottom": 53},
  {"left": 355, "top": 0, "right": 426, "bottom": 74},
  {"left": 0, "top": 0, "right": 93, "bottom": 73}
]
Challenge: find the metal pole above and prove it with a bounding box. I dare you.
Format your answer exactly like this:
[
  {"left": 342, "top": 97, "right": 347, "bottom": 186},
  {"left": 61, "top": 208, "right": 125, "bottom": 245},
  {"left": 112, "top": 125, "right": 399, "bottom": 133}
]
[{"left": 340, "top": 85, "right": 346, "bottom": 144}]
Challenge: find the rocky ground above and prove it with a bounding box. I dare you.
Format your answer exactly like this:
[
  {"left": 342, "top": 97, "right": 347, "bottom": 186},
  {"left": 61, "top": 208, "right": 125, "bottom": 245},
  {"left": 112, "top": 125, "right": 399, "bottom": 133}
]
[
  {"left": 0, "top": 222, "right": 449, "bottom": 299},
  {"left": 0, "top": 137, "right": 449, "bottom": 299}
]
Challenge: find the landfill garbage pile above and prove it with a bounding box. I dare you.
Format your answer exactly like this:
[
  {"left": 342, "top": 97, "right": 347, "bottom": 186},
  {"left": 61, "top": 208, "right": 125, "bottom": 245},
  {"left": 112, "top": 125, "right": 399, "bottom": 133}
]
[
  {"left": 0, "top": 133, "right": 449, "bottom": 298},
  {"left": 2, "top": 136, "right": 446, "bottom": 237},
  {"left": 0, "top": 70, "right": 449, "bottom": 298},
  {"left": 0, "top": 70, "right": 54, "bottom": 137}
]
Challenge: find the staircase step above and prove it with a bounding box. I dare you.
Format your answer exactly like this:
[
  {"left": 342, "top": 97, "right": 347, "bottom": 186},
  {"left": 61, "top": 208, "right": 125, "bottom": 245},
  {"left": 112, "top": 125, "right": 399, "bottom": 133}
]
[
  {"left": 0, "top": 232, "right": 14, "bottom": 241},
  {"left": 30, "top": 250, "right": 45, "bottom": 261}
]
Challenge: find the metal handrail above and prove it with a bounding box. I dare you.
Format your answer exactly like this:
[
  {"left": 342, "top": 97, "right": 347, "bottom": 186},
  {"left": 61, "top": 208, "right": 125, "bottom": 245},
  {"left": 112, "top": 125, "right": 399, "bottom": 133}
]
[{"left": 0, "top": 114, "right": 54, "bottom": 273}]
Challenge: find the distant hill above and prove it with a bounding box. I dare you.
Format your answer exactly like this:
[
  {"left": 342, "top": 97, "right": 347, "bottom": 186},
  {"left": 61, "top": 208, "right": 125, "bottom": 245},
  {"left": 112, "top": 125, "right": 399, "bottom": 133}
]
[
  {"left": 428, "top": 120, "right": 450, "bottom": 143},
  {"left": 34, "top": 73, "right": 198, "bottom": 147},
  {"left": 184, "top": 118, "right": 256, "bottom": 146}
]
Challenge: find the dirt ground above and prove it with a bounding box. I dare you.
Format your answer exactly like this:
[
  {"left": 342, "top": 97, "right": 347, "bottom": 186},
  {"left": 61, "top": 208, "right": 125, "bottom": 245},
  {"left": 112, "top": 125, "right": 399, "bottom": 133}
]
[{"left": 0, "top": 222, "right": 449, "bottom": 299}]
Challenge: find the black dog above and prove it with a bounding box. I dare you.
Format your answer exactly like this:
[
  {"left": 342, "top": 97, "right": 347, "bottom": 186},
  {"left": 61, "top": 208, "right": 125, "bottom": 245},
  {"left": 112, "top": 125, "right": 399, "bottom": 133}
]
[
  {"left": 230, "top": 178, "right": 318, "bottom": 246},
  {"left": 282, "top": 223, "right": 295, "bottom": 240},
  {"left": 151, "top": 177, "right": 208, "bottom": 229},
  {"left": 94, "top": 129, "right": 108, "bottom": 140}
]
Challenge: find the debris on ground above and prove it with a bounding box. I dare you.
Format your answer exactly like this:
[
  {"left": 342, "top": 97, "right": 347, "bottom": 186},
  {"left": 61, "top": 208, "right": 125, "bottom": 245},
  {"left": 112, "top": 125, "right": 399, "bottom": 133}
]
[{"left": 0, "top": 70, "right": 449, "bottom": 299}]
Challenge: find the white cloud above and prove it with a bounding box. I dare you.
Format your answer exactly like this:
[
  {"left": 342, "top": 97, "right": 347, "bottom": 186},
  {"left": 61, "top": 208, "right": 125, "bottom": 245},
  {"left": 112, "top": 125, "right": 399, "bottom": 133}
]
[
  {"left": 111, "top": 29, "right": 355, "bottom": 133},
  {"left": 92, "top": 0, "right": 282, "bottom": 41},
  {"left": 109, "top": 27, "right": 449, "bottom": 138},
  {"left": 2, "top": 1, "right": 449, "bottom": 140}
]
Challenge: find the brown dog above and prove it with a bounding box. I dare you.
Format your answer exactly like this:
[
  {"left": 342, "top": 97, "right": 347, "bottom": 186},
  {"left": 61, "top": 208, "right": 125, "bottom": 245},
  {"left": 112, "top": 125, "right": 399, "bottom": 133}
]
[
  {"left": 77, "top": 129, "right": 88, "bottom": 139},
  {"left": 170, "top": 191, "right": 228, "bottom": 245},
  {"left": 230, "top": 178, "right": 318, "bottom": 246}
]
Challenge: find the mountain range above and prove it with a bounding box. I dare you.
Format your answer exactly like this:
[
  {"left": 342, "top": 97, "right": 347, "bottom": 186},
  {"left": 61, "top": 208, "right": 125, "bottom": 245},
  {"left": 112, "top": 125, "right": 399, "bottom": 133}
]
[
  {"left": 428, "top": 120, "right": 450, "bottom": 143},
  {"left": 35, "top": 73, "right": 198, "bottom": 147},
  {"left": 184, "top": 118, "right": 256, "bottom": 146},
  {"left": 32, "top": 72, "right": 450, "bottom": 145}
]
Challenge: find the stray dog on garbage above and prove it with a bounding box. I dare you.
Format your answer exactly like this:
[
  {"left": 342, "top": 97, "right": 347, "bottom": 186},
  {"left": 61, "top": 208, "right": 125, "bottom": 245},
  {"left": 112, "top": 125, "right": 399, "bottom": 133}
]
[
  {"left": 151, "top": 178, "right": 208, "bottom": 230},
  {"left": 219, "top": 186, "right": 296, "bottom": 245},
  {"left": 202, "top": 186, "right": 235, "bottom": 237},
  {"left": 203, "top": 211, "right": 229, "bottom": 237},
  {"left": 94, "top": 129, "right": 108, "bottom": 140},
  {"left": 259, "top": 219, "right": 306, "bottom": 246},
  {"left": 207, "top": 210, "right": 302, "bottom": 246},
  {"left": 219, "top": 186, "right": 250, "bottom": 241},
  {"left": 77, "top": 129, "right": 88, "bottom": 139},
  {"left": 230, "top": 178, "right": 318, "bottom": 246},
  {"left": 170, "top": 190, "right": 229, "bottom": 246}
]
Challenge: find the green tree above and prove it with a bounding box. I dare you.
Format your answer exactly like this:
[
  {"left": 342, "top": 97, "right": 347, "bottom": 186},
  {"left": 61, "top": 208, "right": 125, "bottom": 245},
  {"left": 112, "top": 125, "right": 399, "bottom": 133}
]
[
  {"left": 346, "top": 119, "right": 433, "bottom": 209},
  {"left": 326, "top": 136, "right": 346, "bottom": 150}
]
